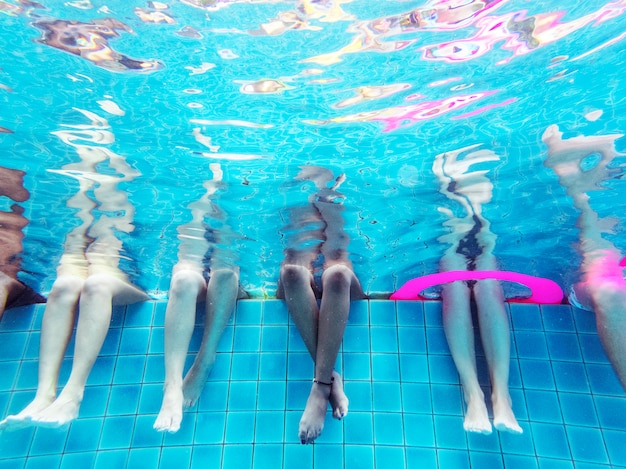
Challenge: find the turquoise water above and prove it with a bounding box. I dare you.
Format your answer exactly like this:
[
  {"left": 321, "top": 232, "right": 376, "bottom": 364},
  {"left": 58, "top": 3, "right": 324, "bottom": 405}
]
[
  {"left": 1, "top": 0, "right": 626, "bottom": 467},
  {"left": 1, "top": 0, "right": 624, "bottom": 296}
]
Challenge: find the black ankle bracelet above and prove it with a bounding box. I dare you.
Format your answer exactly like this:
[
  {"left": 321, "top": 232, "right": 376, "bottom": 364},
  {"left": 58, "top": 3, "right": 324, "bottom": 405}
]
[{"left": 313, "top": 378, "right": 333, "bottom": 386}]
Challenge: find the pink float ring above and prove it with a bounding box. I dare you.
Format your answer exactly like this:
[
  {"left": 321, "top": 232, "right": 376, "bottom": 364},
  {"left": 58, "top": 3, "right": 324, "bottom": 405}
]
[
  {"left": 620, "top": 256, "right": 626, "bottom": 267},
  {"left": 390, "top": 270, "right": 564, "bottom": 304}
]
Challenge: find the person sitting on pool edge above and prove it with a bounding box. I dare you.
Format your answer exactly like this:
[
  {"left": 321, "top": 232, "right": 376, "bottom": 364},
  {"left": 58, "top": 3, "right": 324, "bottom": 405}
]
[
  {"left": 0, "top": 108, "right": 148, "bottom": 428},
  {"left": 0, "top": 166, "right": 46, "bottom": 320},
  {"left": 543, "top": 124, "right": 626, "bottom": 391},
  {"left": 278, "top": 166, "right": 365, "bottom": 444},
  {"left": 154, "top": 163, "right": 245, "bottom": 433},
  {"left": 432, "top": 145, "right": 522, "bottom": 434}
]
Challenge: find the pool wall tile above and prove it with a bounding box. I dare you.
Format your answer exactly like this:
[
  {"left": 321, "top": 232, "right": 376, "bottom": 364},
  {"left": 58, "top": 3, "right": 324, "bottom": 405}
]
[
  {"left": 222, "top": 445, "right": 252, "bottom": 469},
  {"left": 24, "top": 455, "right": 61, "bottom": 469},
  {"left": 510, "top": 303, "right": 544, "bottom": 331},
  {"left": 406, "top": 447, "right": 438, "bottom": 468},
  {"left": 558, "top": 392, "right": 598, "bottom": 427},
  {"left": 254, "top": 411, "right": 285, "bottom": 443},
  {"left": 373, "top": 412, "right": 404, "bottom": 445},
  {"left": 374, "top": 446, "right": 406, "bottom": 469},
  {"left": 93, "top": 449, "right": 129, "bottom": 469},
  {"left": 59, "top": 452, "right": 95, "bottom": 469},
  {"left": 347, "top": 300, "right": 369, "bottom": 325},
  {"left": 565, "top": 426, "right": 609, "bottom": 464},
  {"left": 124, "top": 301, "right": 155, "bottom": 327},
  {"left": 345, "top": 445, "right": 375, "bottom": 469},
  {"left": 371, "top": 353, "right": 400, "bottom": 381},
  {"left": 194, "top": 413, "right": 226, "bottom": 445},
  {"left": 423, "top": 301, "right": 443, "bottom": 327},
  {"left": 437, "top": 448, "right": 470, "bottom": 469},
  {"left": 434, "top": 415, "right": 468, "bottom": 449},
  {"left": 284, "top": 445, "right": 312, "bottom": 469},
  {"left": 396, "top": 301, "right": 424, "bottom": 327},
  {"left": 262, "top": 300, "right": 289, "bottom": 325},
  {"left": 503, "top": 454, "right": 539, "bottom": 469},
  {"left": 30, "top": 427, "right": 67, "bottom": 456},
  {"left": 540, "top": 305, "right": 576, "bottom": 332},
  {"left": 1, "top": 300, "right": 625, "bottom": 469},
  {"left": 132, "top": 415, "right": 165, "bottom": 448},
  {"left": 404, "top": 413, "right": 436, "bottom": 447},
  {"left": 99, "top": 415, "right": 135, "bottom": 450},
  {"left": 343, "top": 411, "right": 374, "bottom": 445},
  {"left": 160, "top": 446, "right": 192, "bottom": 469},
  {"left": 398, "top": 327, "right": 427, "bottom": 354},
  {"left": 469, "top": 451, "right": 505, "bottom": 469},
  {"left": 235, "top": 300, "right": 263, "bottom": 324},
  {"left": 65, "top": 418, "right": 103, "bottom": 453},
  {"left": 190, "top": 445, "right": 223, "bottom": 469},
  {"left": 466, "top": 431, "right": 501, "bottom": 453},
  {"left": 369, "top": 300, "right": 397, "bottom": 326},
  {"left": 127, "top": 447, "right": 160, "bottom": 468},
  {"left": 253, "top": 444, "right": 284, "bottom": 469}
]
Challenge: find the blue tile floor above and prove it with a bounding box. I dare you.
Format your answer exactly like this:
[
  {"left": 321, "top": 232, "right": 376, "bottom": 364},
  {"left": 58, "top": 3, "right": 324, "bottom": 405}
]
[{"left": 0, "top": 300, "right": 625, "bottom": 468}]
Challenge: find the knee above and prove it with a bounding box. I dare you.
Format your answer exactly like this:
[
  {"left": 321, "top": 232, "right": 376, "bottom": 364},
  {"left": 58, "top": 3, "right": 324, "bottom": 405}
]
[
  {"left": 49, "top": 276, "right": 85, "bottom": 302},
  {"left": 210, "top": 268, "right": 239, "bottom": 286},
  {"left": 280, "top": 264, "right": 311, "bottom": 287},
  {"left": 321, "top": 264, "right": 352, "bottom": 293},
  {"left": 81, "top": 276, "right": 111, "bottom": 301},
  {"left": 170, "top": 270, "right": 205, "bottom": 295}
]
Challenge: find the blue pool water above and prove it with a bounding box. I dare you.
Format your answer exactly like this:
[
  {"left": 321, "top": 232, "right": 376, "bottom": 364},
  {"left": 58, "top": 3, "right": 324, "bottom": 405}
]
[
  {"left": 1, "top": 0, "right": 626, "bottom": 467},
  {"left": 0, "top": 0, "right": 624, "bottom": 296}
]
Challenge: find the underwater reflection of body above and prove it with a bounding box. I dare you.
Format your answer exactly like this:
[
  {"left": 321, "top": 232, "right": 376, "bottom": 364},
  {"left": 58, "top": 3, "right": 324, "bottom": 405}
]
[
  {"left": 431, "top": 145, "right": 522, "bottom": 435},
  {"left": 154, "top": 163, "right": 244, "bottom": 434},
  {"left": 247, "top": 0, "right": 353, "bottom": 36},
  {"left": 543, "top": 125, "right": 626, "bottom": 391},
  {"left": 0, "top": 166, "right": 46, "bottom": 320},
  {"left": 0, "top": 108, "right": 148, "bottom": 430},
  {"left": 33, "top": 17, "right": 163, "bottom": 72},
  {"left": 303, "top": 0, "right": 503, "bottom": 65},
  {"left": 277, "top": 166, "right": 365, "bottom": 444}
]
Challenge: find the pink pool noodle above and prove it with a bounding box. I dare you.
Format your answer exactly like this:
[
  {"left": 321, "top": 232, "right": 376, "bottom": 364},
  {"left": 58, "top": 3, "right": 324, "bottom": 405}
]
[{"left": 391, "top": 270, "right": 564, "bottom": 304}]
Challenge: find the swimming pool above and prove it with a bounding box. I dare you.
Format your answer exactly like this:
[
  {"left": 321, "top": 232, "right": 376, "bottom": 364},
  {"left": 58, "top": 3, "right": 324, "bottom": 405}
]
[{"left": 1, "top": 0, "right": 625, "bottom": 467}]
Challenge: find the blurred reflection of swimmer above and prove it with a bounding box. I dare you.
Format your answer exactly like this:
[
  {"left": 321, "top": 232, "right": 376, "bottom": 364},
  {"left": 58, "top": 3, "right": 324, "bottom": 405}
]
[
  {"left": 304, "top": 0, "right": 501, "bottom": 65},
  {"left": 154, "top": 163, "right": 244, "bottom": 434},
  {"left": 432, "top": 145, "right": 522, "bottom": 435},
  {"left": 247, "top": 0, "right": 353, "bottom": 36},
  {"left": 249, "top": 11, "right": 319, "bottom": 36},
  {"left": 33, "top": 18, "right": 163, "bottom": 72},
  {"left": 277, "top": 166, "right": 365, "bottom": 444},
  {"left": 543, "top": 125, "right": 626, "bottom": 391},
  {"left": 0, "top": 166, "right": 46, "bottom": 320},
  {"left": 0, "top": 108, "right": 148, "bottom": 430}
]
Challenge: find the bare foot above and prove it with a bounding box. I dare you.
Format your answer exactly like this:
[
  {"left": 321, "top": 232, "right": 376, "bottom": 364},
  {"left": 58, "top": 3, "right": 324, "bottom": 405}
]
[
  {"left": 31, "top": 394, "right": 81, "bottom": 428},
  {"left": 182, "top": 361, "right": 213, "bottom": 408},
  {"left": 0, "top": 394, "right": 57, "bottom": 431},
  {"left": 329, "top": 371, "right": 348, "bottom": 419},
  {"left": 463, "top": 396, "right": 492, "bottom": 434},
  {"left": 299, "top": 381, "right": 331, "bottom": 444},
  {"left": 154, "top": 384, "right": 184, "bottom": 433},
  {"left": 492, "top": 397, "right": 522, "bottom": 434}
]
